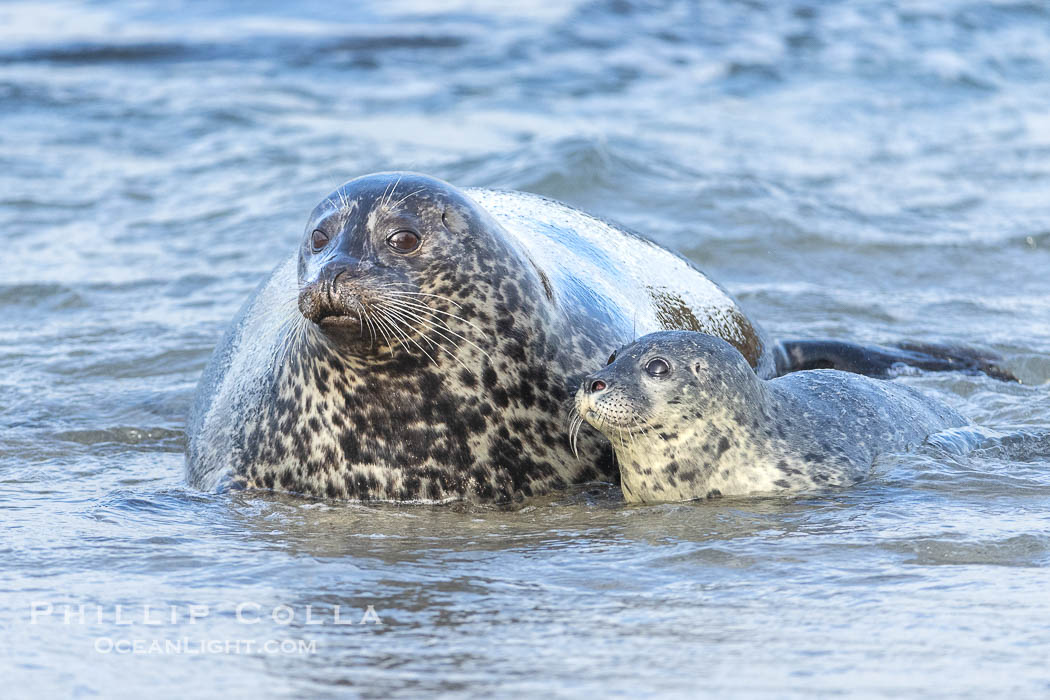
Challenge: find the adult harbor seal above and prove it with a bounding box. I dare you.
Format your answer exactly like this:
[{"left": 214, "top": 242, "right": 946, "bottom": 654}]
[
  {"left": 187, "top": 172, "right": 1001, "bottom": 503},
  {"left": 574, "top": 331, "right": 969, "bottom": 503}
]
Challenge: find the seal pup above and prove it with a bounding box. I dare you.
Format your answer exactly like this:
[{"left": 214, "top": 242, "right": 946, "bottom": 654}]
[
  {"left": 188, "top": 172, "right": 1004, "bottom": 503},
  {"left": 574, "top": 331, "right": 969, "bottom": 503}
]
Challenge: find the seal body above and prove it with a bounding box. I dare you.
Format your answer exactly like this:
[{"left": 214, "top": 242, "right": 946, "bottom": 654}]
[
  {"left": 187, "top": 173, "right": 774, "bottom": 502},
  {"left": 574, "top": 331, "right": 968, "bottom": 503}
]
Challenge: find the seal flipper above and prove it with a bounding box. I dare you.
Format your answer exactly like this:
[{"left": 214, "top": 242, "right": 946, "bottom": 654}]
[{"left": 776, "top": 339, "right": 1019, "bottom": 382}]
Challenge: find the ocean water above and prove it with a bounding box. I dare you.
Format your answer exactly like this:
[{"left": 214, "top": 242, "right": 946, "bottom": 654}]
[{"left": 2, "top": 1, "right": 1050, "bottom": 697}]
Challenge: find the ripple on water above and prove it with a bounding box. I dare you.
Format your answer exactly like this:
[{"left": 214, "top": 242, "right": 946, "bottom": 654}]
[
  {"left": 54, "top": 426, "right": 185, "bottom": 450},
  {"left": 883, "top": 533, "right": 1050, "bottom": 567},
  {"left": 0, "top": 283, "right": 86, "bottom": 310}
]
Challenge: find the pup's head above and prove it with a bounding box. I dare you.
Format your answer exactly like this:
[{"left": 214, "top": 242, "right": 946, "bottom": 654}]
[{"left": 573, "top": 331, "right": 758, "bottom": 440}]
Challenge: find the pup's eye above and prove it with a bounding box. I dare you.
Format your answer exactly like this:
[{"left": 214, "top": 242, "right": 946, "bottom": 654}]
[
  {"left": 645, "top": 358, "right": 670, "bottom": 377},
  {"left": 386, "top": 230, "right": 421, "bottom": 253},
  {"left": 607, "top": 352, "right": 617, "bottom": 365},
  {"left": 311, "top": 229, "right": 330, "bottom": 252}
]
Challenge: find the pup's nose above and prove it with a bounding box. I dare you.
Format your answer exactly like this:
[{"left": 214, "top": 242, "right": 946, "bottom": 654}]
[{"left": 589, "top": 379, "right": 607, "bottom": 393}]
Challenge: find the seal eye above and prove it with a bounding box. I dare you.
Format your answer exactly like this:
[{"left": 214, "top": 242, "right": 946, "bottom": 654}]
[
  {"left": 645, "top": 358, "right": 670, "bottom": 377},
  {"left": 607, "top": 352, "right": 617, "bottom": 365},
  {"left": 386, "top": 230, "right": 421, "bottom": 254},
  {"left": 310, "top": 229, "right": 330, "bottom": 252}
]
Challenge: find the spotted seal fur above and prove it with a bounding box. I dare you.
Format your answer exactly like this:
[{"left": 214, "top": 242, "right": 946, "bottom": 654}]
[
  {"left": 574, "top": 330, "right": 969, "bottom": 503},
  {"left": 187, "top": 172, "right": 1001, "bottom": 503},
  {"left": 187, "top": 172, "right": 778, "bottom": 502}
]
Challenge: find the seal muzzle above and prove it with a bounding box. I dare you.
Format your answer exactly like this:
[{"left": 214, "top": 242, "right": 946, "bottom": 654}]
[{"left": 298, "top": 256, "right": 368, "bottom": 326}]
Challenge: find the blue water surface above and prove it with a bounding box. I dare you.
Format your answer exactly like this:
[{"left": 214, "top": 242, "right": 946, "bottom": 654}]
[{"left": 2, "top": 1, "right": 1050, "bottom": 697}]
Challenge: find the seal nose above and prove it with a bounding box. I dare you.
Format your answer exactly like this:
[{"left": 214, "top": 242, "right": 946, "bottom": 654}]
[
  {"left": 299, "top": 254, "right": 368, "bottom": 324},
  {"left": 589, "top": 379, "right": 607, "bottom": 393},
  {"left": 319, "top": 255, "right": 365, "bottom": 284}
]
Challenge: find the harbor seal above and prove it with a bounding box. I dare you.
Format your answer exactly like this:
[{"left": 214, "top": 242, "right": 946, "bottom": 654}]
[
  {"left": 187, "top": 172, "right": 1001, "bottom": 503},
  {"left": 573, "top": 330, "right": 969, "bottom": 503}
]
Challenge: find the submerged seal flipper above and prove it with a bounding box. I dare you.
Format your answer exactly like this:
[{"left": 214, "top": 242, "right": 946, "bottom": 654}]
[{"left": 776, "top": 338, "right": 1019, "bottom": 383}]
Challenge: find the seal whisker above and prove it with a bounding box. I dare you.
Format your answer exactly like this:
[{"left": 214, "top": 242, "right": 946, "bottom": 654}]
[
  {"left": 269, "top": 312, "right": 319, "bottom": 380},
  {"left": 572, "top": 408, "right": 590, "bottom": 461},
  {"left": 373, "top": 307, "right": 440, "bottom": 366},
  {"left": 404, "top": 315, "right": 493, "bottom": 365},
  {"left": 388, "top": 187, "right": 426, "bottom": 211},
  {"left": 388, "top": 305, "right": 491, "bottom": 358},
  {"left": 364, "top": 307, "right": 398, "bottom": 357},
  {"left": 575, "top": 415, "right": 583, "bottom": 459},
  {"left": 565, "top": 405, "right": 582, "bottom": 459},
  {"left": 563, "top": 400, "right": 579, "bottom": 430},
  {"left": 378, "top": 295, "right": 484, "bottom": 331},
  {"left": 332, "top": 187, "right": 348, "bottom": 215},
  {"left": 375, "top": 313, "right": 409, "bottom": 358},
  {"left": 347, "top": 303, "right": 374, "bottom": 348},
  {"left": 269, "top": 314, "right": 302, "bottom": 372},
  {"left": 379, "top": 302, "right": 493, "bottom": 363},
  {"left": 569, "top": 414, "right": 582, "bottom": 459},
  {"left": 371, "top": 308, "right": 413, "bottom": 356},
  {"left": 379, "top": 297, "right": 489, "bottom": 338},
  {"left": 378, "top": 179, "right": 394, "bottom": 212},
  {"left": 356, "top": 307, "right": 378, "bottom": 350},
  {"left": 384, "top": 295, "right": 465, "bottom": 314},
  {"left": 380, "top": 174, "right": 404, "bottom": 212},
  {"left": 380, "top": 288, "right": 466, "bottom": 310},
  {"left": 253, "top": 294, "right": 302, "bottom": 328},
  {"left": 377, "top": 303, "right": 479, "bottom": 374}
]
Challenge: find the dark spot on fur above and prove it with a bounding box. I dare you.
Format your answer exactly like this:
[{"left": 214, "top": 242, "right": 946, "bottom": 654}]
[{"left": 458, "top": 368, "right": 477, "bottom": 389}]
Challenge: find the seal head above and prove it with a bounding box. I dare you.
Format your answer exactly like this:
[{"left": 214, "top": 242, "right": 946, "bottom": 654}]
[
  {"left": 574, "top": 330, "right": 761, "bottom": 438},
  {"left": 295, "top": 172, "right": 528, "bottom": 360}
]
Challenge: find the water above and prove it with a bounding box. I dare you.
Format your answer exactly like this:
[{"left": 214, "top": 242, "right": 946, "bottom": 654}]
[{"left": 2, "top": 0, "right": 1050, "bottom": 696}]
